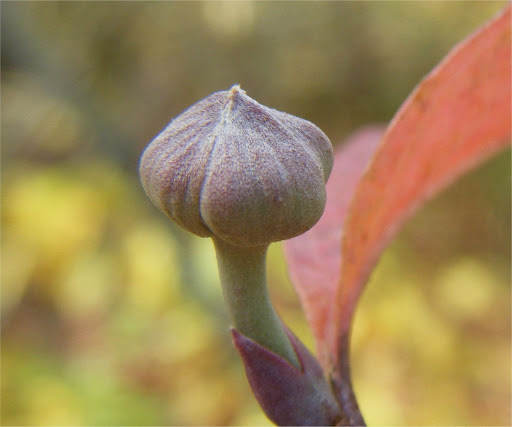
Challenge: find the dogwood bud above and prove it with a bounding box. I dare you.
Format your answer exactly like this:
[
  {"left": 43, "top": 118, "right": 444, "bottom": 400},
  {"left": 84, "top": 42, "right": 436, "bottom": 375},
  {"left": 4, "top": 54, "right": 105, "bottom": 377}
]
[{"left": 139, "top": 85, "right": 333, "bottom": 247}]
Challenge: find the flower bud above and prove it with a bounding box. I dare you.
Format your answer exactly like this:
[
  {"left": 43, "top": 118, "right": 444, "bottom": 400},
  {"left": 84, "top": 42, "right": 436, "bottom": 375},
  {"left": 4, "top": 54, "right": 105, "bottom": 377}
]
[{"left": 139, "top": 85, "right": 333, "bottom": 247}]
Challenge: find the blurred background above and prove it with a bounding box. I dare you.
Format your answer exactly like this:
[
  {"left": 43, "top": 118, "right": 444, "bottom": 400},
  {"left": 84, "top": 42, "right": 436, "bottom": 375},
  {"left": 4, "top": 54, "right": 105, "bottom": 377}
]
[{"left": 1, "top": 2, "right": 510, "bottom": 425}]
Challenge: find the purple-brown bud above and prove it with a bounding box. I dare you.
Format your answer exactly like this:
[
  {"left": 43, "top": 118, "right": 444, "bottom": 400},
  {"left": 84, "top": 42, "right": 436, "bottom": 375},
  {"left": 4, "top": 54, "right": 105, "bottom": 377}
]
[{"left": 139, "top": 85, "right": 333, "bottom": 247}]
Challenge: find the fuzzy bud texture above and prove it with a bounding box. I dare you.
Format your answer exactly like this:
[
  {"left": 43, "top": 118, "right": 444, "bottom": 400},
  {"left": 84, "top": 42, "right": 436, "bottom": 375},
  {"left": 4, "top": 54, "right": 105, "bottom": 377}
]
[{"left": 139, "top": 85, "right": 333, "bottom": 247}]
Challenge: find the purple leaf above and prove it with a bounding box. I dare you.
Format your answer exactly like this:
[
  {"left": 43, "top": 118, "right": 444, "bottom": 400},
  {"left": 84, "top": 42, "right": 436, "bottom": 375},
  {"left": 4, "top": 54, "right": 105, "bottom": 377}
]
[{"left": 231, "top": 327, "right": 344, "bottom": 426}]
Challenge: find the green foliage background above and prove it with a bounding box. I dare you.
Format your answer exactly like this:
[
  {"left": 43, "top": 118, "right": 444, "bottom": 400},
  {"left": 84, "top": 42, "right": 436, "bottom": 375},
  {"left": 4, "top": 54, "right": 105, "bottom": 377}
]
[{"left": 2, "top": 2, "right": 510, "bottom": 425}]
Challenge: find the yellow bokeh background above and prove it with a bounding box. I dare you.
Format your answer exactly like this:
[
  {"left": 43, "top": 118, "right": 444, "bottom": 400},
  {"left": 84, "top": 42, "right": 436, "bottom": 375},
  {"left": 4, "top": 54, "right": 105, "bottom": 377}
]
[{"left": 2, "top": 2, "right": 510, "bottom": 425}]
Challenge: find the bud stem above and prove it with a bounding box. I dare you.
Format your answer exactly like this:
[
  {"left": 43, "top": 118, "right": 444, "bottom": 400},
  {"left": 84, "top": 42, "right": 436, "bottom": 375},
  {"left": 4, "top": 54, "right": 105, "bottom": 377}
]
[{"left": 213, "top": 238, "right": 300, "bottom": 368}]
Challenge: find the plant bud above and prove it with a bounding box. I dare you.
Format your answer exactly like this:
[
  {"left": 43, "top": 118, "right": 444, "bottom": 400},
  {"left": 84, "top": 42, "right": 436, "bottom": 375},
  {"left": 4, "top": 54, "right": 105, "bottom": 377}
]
[{"left": 139, "top": 85, "right": 333, "bottom": 247}]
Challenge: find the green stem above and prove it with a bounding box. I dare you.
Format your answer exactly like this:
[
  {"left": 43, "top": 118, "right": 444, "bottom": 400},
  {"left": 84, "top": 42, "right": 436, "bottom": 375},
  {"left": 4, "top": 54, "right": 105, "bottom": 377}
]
[{"left": 213, "top": 237, "right": 299, "bottom": 368}]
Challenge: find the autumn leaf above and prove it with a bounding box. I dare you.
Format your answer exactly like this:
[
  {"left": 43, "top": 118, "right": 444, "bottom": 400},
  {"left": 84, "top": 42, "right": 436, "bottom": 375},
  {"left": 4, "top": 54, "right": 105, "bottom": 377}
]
[
  {"left": 283, "top": 126, "right": 385, "bottom": 367},
  {"left": 284, "top": 3, "right": 511, "bottom": 375}
]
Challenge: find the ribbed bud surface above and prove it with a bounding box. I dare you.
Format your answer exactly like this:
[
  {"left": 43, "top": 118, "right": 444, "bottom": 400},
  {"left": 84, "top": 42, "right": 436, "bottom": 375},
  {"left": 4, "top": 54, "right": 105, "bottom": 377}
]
[{"left": 139, "top": 85, "right": 333, "bottom": 247}]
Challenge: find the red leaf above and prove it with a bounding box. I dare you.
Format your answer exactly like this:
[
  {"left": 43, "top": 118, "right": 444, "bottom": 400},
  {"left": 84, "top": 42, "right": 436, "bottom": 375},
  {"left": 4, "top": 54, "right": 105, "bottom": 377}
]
[
  {"left": 329, "top": 3, "right": 511, "bottom": 365},
  {"left": 285, "top": 5, "right": 511, "bottom": 370},
  {"left": 283, "top": 126, "right": 385, "bottom": 367}
]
